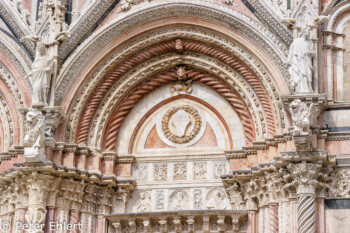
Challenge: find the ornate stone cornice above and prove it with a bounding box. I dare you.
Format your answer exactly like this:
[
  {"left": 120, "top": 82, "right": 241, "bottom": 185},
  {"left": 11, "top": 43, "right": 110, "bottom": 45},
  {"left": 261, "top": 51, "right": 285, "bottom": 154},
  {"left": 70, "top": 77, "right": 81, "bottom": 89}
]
[
  {"left": 325, "top": 132, "right": 350, "bottom": 141},
  {"left": 0, "top": 147, "right": 24, "bottom": 162},
  {"left": 0, "top": 161, "right": 121, "bottom": 187},
  {"left": 225, "top": 150, "right": 246, "bottom": 159},
  {"left": 276, "top": 150, "right": 334, "bottom": 165},
  {"left": 115, "top": 155, "right": 135, "bottom": 164},
  {"left": 225, "top": 133, "right": 292, "bottom": 160},
  {"left": 63, "top": 144, "right": 77, "bottom": 153}
]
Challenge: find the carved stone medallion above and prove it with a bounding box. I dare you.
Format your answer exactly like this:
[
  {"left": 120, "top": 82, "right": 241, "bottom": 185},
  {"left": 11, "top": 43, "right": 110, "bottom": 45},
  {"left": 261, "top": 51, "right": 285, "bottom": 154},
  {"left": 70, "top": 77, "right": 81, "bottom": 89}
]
[{"left": 161, "top": 105, "right": 201, "bottom": 144}]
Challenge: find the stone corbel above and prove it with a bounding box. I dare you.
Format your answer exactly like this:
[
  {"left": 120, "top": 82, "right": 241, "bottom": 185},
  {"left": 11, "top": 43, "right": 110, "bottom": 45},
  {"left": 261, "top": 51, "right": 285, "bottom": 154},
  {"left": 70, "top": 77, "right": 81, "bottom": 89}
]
[
  {"left": 40, "top": 106, "right": 65, "bottom": 138},
  {"left": 282, "top": 94, "right": 327, "bottom": 153}
]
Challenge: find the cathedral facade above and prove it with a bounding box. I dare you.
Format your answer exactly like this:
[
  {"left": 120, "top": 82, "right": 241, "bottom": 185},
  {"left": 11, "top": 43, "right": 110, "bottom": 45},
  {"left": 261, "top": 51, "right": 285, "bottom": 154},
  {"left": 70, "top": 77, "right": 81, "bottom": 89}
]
[{"left": 0, "top": 0, "right": 349, "bottom": 232}]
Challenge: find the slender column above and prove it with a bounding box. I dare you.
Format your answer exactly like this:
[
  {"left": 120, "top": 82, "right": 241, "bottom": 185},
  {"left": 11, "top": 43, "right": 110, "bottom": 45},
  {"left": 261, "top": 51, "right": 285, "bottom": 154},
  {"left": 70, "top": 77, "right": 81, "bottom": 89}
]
[
  {"left": 286, "top": 162, "right": 323, "bottom": 233},
  {"left": 8, "top": 212, "right": 14, "bottom": 233},
  {"left": 173, "top": 217, "right": 182, "bottom": 232},
  {"left": 290, "top": 198, "right": 298, "bottom": 233},
  {"left": 315, "top": 198, "right": 325, "bottom": 233},
  {"left": 279, "top": 200, "right": 290, "bottom": 233},
  {"left": 159, "top": 218, "right": 167, "bottom": 233},
  {"left": 269, "top": 203, "right": 279, "bottom": 233},
  {"left": 143, "top": 219, "right": 151, "bottom": 233},
  {"left": 44, "top": 207, "right": 55, "bottom": 233},
  {"left": 297, "top": 195, "right": 316, "bottom": 233},
  {"left": 247, "top": 210, "right": 258, "bottom": 233},
  {"left": 69, "top": 209, "right": 80, "bottom": 233},
  {"left": 95, "top": 215, "right": 105, "bottom": 233},
  {"left": 335, "top": 36, "right": 344, "bottom": 100}
]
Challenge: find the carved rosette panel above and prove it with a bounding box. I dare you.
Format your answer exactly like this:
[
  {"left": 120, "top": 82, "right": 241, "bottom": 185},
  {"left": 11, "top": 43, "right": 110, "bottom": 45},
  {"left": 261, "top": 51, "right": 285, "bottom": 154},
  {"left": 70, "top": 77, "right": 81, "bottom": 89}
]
[
  {"left": 161, "top": 105, "right": 201, "bottom": 144},
  {"left": 269, "top": 203, "right": 279, "bottom": 233}
]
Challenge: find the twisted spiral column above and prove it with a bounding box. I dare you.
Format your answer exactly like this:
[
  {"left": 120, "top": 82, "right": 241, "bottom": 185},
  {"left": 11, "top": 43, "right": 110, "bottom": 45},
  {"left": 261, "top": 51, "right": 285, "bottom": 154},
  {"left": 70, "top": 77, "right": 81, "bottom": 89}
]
[
  {"left": 297, "top": 195, "right": 316, "bottom": 233},
  {"left": 269, "top": 203, "right": 279, "bottom": 233},
  {"left": 69, "top": 209, "right": 80, "bottom": 233}
]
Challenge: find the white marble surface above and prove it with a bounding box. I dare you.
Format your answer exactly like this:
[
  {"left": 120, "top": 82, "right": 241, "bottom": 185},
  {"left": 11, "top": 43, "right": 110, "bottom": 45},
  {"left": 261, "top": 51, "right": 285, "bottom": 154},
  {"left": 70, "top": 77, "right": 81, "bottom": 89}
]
[{"left": 117, "top": 83, "right": 245, "bottom": 156}]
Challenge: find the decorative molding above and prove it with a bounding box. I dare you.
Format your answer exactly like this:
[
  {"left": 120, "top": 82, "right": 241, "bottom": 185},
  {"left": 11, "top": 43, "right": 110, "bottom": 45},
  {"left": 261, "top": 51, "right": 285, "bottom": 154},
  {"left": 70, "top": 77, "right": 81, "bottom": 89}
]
[
  {"left": 71, "top": 37, "right": 281, "bottom": 147},
  {"left": 0, "top": 0, "right": 34, "bottom": 54},
  {"left": 242, "top": 0, "right": 292, "bottom": 45},
  {"left": 0, "top": 31, "right": 32, "bottom": 91},
  {"left": 106, "top": 210, "right": 247, "bottom": 233},
  {"left": 60, "top": 0, "right": 116, "bottom": 59},
  {"left": 62, "top": 27, "right": 286, "bottom": 146},
  {"left": 56, "top": 1, "right": 289, "bottom": 105},
  {"left": 115, "top": 155, "right": 135, "bottom": 164}
]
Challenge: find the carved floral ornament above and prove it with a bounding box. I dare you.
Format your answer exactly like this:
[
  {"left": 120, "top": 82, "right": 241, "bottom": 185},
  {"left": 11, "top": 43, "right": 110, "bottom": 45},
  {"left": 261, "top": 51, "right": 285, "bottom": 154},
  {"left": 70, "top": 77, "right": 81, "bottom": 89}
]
[{"left": 161, "top": 105, "right": 201, "bottom": 144}]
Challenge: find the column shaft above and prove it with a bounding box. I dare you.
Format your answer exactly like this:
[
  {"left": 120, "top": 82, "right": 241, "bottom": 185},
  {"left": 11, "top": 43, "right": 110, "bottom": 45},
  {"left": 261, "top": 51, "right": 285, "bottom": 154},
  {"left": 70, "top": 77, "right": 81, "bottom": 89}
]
[{"left": 297, "top": 195, "right": 316, "bottom": 233}]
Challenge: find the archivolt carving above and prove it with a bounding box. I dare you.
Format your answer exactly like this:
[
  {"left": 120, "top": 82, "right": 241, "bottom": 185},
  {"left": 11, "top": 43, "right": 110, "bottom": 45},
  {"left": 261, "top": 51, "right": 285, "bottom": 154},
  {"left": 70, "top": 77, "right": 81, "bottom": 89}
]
[
  {"left": 326, "top": 2, "right": 350, "bottom": 32},
  {"left": 0, "top": 63, "right": 26, "bottom": 108},
  {"left": 0, "top": 31, "right": 32, "bottom": 92},
  {"left": 60, "top": 0, "right": 116, "bottom": 59},
  {"left": 56, "top": 2, "right": 289, "bottom": 105},
  {"left": 0, "top": 1, "right": 34, "bottom": 54},
  {"left": 80, "top": 55, "right": 271, "bottom": 149},
  {"left": 102, "top": 66, "right": 255, "bottom": 150},
  {"left": 60, "top": 28, "right": 287, "bottom": 145},
  {"left": 0, "top": 93, "right": 14, "bottom": 148},
  {"left": 73, "top": 39, "right": 281, "bottom": 148}
]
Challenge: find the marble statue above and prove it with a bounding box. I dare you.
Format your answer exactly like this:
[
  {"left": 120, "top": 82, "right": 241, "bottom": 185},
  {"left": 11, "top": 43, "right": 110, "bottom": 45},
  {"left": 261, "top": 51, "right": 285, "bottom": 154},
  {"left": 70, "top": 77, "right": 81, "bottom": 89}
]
[
  {"left": 23, "top": 108, "right": 46, "bottom": 161},
  {"left": 287, "top": 26, "right": 314, "bottom": 93},
  {"left": 30, "top": 43, "right": 54, "bottom": 106}
]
